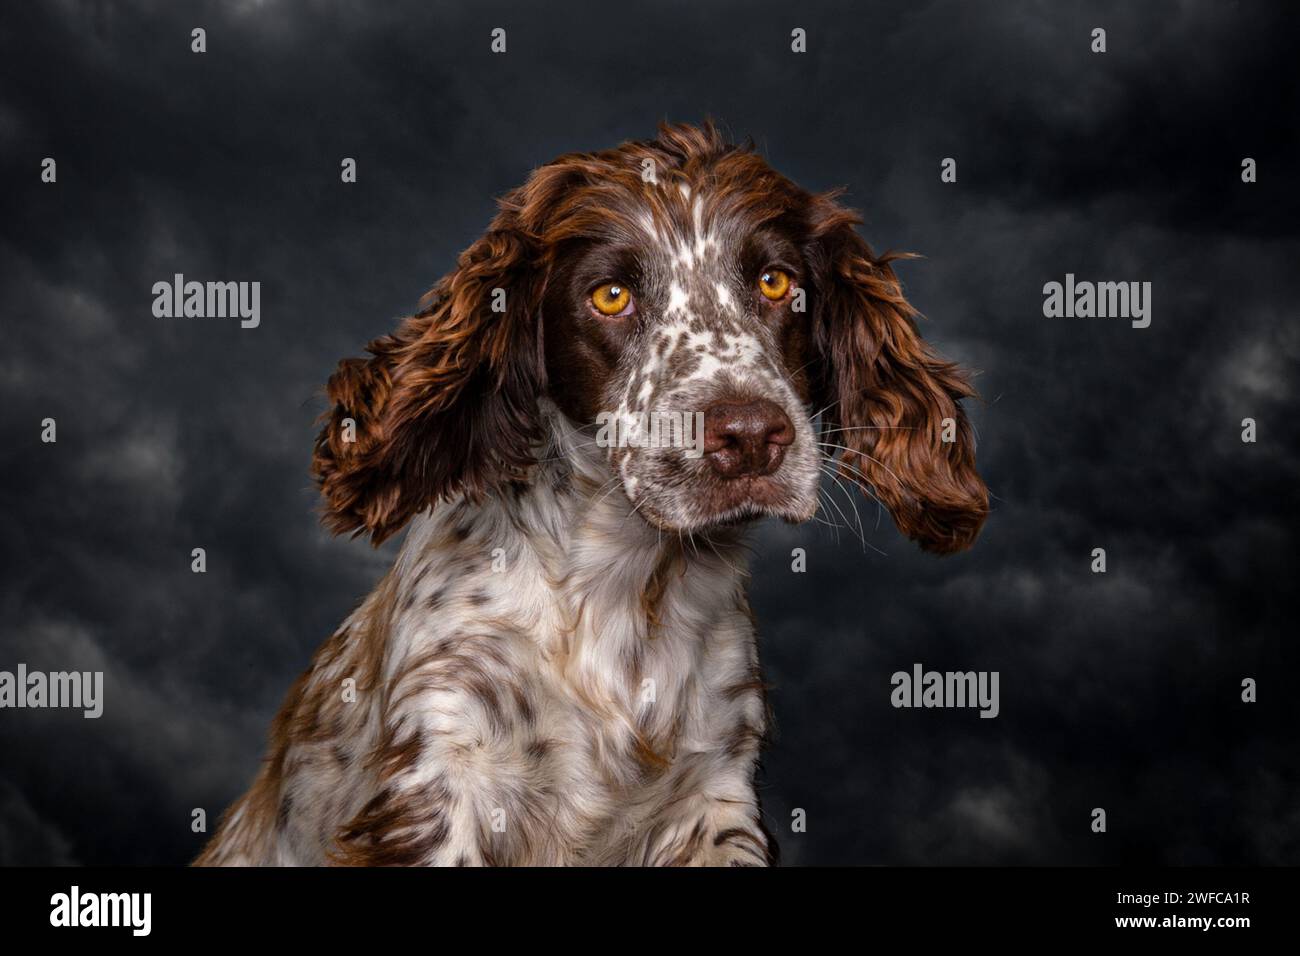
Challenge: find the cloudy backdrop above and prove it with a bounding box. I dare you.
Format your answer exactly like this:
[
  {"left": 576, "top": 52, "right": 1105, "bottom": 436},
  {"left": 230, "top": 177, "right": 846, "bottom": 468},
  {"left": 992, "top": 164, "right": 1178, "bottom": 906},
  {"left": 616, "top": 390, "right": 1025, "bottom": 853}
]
[{"left": 1, "top": 0, "right": 1296, "bottom": 865}]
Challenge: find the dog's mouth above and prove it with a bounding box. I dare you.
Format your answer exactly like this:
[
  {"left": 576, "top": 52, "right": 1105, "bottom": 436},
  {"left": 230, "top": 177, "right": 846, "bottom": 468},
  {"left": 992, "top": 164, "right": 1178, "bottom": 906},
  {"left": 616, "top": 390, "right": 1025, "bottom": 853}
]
[
  {"left": 698, "top": 474, "right": 807, "bottom": 523},
  {"left": 630, "top": 470, "right": 819, "bottom": 533}
]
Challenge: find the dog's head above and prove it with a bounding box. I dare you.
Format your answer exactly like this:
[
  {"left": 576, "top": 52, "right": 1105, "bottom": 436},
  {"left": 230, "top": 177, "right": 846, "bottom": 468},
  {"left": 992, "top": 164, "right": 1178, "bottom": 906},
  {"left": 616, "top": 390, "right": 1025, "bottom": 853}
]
[{"left": 313, "top": 122, "right": 988, "bottom": 553}]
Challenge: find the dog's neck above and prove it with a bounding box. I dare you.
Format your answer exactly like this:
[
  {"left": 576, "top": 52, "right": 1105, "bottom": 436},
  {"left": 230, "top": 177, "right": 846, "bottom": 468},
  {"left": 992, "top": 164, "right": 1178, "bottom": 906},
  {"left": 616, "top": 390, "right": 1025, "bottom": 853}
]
[{"left": 388, "top": 403, "right": 756, "bottom": 747}]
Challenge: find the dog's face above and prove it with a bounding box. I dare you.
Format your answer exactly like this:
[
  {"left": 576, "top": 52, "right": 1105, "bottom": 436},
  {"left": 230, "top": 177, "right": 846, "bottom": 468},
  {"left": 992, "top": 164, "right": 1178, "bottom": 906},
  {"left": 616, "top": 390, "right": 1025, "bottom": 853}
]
[
  {"left": 541, "top": 177, "right": 823, "bottom": 532},
  {"left": 313, "top": 123, "right": 988, "bottom": 552}
]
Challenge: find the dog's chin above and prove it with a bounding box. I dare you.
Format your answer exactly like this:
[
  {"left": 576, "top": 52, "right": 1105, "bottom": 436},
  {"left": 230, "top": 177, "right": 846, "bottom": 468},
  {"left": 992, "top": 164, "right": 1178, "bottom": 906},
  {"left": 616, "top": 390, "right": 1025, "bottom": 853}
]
[{"left": 630, "top": 477, "right": 818, "bottom": 535}]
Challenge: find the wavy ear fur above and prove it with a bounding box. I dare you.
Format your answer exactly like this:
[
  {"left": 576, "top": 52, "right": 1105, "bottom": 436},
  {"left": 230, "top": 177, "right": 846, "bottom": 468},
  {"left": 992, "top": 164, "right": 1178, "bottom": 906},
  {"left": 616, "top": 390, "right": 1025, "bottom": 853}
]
[
  {"left": 811, "top": 200, "right": 988, "bottom": 553},
  {"left": 312, "top": 223, "right": 545, "bottom": 545}
]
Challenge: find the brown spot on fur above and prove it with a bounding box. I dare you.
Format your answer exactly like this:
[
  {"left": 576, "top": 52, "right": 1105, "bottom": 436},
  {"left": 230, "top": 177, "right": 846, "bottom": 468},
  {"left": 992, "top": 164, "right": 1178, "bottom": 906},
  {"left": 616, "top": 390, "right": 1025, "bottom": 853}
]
[
  {"left": 526, "top": 738, "right": 552, "bottom": 762},
  {"left": 632, "top": 734, "right": 674, "bottom": 774},
  {"left": 712, "top": 826, "right": 769, "bottom": 865},
  {"left": 331, "top": 771, "right": 454, "bottom": 866},
  {"left": 370, "top": 727, "right": 424, "bottom": 780},
  {"left": 641, "top": 544, "right": 685, "bottom": 636},
  {"left": 511, "top": 684, "right": 537, "bottom": 727},
  {"left": 722, "top": 677, "right": 770, "bottom": 701},
  {"left": 277, "top": 792, "right": 293, "bottom": 828},
  {"left": 721, "top": 720, "right": 764, "bottom": 760}
]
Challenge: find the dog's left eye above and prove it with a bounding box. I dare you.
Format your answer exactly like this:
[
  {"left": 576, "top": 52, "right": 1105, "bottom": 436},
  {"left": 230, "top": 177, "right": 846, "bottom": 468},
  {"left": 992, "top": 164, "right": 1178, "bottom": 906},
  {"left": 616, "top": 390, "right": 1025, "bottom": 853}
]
[
  {"left": 590, "top": 282, "right": 634, "bottom": 317},
  {"left": 758, "top": 268, "right": 791, "bottom": 301}
]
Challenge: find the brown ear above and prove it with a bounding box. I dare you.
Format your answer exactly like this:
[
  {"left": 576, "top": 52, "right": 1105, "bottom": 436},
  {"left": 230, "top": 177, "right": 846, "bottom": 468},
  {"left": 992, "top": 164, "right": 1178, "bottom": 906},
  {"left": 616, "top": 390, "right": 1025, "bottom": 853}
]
[
  {"left": 811, "top": 202, "right": 988, "bottom": 554},
  {"left": 312, "top": 223, "right": 545, "bottom": 545}
]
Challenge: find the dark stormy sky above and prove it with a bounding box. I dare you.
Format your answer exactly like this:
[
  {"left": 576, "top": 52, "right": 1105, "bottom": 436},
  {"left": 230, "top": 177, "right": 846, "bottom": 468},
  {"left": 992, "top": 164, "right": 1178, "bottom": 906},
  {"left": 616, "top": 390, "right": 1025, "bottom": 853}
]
[{"left": 2, "top": 1, "right": 1297, "bottom": 866}]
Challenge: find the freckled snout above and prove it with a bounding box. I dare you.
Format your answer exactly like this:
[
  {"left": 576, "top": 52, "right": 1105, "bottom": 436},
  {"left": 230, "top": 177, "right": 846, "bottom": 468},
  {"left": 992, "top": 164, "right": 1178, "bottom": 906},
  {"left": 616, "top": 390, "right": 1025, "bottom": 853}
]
[{"left": 702, "top": 399, "right": 795, "bottom": 479}]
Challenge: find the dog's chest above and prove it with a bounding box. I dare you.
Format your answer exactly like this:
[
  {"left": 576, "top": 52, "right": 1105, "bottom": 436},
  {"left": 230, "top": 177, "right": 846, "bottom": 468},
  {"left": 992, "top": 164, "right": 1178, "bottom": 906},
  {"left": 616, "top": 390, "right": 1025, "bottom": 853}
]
[
  {"left": 497, "top": 616, "right": 758, "bottom": 865},
  {"left": 382, "top": 514, "right": 760, "bottom": 863}
]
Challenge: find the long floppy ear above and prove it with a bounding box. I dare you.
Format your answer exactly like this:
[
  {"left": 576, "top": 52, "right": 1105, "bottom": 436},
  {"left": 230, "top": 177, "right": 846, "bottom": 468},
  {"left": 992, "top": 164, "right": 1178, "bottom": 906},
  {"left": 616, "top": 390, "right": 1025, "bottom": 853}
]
[
  {"left": 311, "top": 220, "right": 545, "bottom": 545},
  {"left": 811, "top": 202, "right": 988, "bottom": 554}
]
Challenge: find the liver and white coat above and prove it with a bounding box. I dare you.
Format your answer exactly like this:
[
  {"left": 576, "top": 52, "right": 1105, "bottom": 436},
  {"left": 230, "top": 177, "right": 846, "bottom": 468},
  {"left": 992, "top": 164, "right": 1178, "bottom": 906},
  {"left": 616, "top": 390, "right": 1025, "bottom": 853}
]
[{"left": 196, "top": 122, "right": 987, "bottom": 866}]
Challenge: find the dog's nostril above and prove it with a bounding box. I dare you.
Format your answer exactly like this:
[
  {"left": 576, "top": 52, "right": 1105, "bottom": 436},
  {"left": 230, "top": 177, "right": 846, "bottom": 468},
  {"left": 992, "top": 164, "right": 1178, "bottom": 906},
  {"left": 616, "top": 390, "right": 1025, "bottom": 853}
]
[{"left": 702, "top": 399, "right": 795, "bottom": 478}]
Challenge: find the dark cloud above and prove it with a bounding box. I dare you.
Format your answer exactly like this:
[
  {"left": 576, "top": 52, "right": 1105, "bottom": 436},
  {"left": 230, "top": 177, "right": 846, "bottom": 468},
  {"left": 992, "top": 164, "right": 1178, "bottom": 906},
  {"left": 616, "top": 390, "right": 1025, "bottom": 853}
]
[{"left": 1, "top": 0, "right": 1296, "bottom": 865}]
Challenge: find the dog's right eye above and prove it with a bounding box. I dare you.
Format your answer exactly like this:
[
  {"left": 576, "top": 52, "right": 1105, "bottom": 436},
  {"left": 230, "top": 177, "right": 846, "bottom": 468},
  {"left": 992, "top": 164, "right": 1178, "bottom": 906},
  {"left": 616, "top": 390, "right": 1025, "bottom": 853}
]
[
  {"left": 590, "top": 283, "right": 634, "bottom": 317},
  {"left": 758, "top": 268, "right": 791, "bottom": 301}
]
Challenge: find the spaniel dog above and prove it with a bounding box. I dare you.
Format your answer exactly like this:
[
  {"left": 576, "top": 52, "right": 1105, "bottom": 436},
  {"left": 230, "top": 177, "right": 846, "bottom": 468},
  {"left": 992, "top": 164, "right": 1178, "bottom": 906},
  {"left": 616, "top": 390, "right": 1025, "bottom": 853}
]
[{"left": 196, "top": 121, "right": 987, "bottom": 867}]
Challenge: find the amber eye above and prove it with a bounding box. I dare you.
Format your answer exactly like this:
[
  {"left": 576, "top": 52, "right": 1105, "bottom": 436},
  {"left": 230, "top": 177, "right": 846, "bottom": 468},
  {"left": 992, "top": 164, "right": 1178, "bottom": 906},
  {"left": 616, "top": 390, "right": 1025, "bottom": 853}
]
[
  {"left": 758, "top": 268, "right": 791, "bottom": 300},
  {"left": 590, "top": 282, "right": 633, "bottom": 317}
]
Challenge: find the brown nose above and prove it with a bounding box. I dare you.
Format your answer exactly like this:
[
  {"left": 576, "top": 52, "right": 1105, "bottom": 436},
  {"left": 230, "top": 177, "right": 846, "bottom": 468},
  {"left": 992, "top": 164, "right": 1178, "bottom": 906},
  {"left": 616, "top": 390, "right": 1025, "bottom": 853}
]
[{"left": 702, "top": 399, "right": 795, "bottom": 478}]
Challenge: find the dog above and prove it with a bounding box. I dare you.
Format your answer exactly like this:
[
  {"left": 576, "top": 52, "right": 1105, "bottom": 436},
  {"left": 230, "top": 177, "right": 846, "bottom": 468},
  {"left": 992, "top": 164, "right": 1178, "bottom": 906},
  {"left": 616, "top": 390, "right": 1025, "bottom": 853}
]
[{"left": 195, "top": 121, "right": 988, "bottom": 866}]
